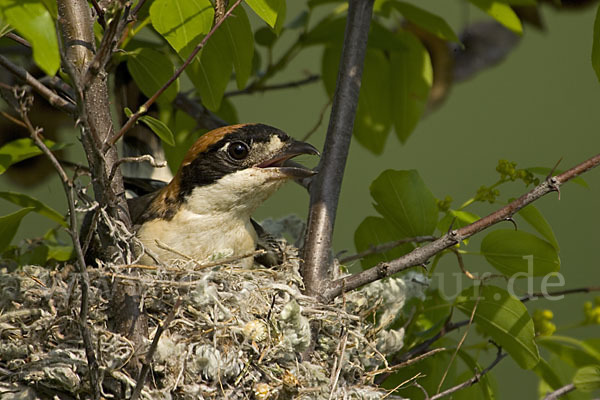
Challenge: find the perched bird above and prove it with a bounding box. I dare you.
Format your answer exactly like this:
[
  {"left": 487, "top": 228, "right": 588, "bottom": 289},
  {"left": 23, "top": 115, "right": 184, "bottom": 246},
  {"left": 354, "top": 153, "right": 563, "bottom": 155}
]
[{"left": 128, "top": 123, "right": 319, "bottom": 267}]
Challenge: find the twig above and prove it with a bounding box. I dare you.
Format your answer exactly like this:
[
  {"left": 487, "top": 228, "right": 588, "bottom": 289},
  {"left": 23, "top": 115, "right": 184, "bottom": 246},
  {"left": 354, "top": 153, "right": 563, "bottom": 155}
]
[
  {"left": 328, "top": 330, "right": 348, "bottom": 400},
  {"left": 436, "top": 294, "right": 480, "bottom": 394},
  {"left": 131, "top": 297, "right": 182, "bottom": 400},
  {"left": 302, "top": 0, "right": 375, "bottom": 296},
  {"left": 225, "top": 74, "right": 320, "bottom": 97},
  {"left": 340, "top": 235, "right": 436, "bottom": 264},
  {"left": 429, "top": 348, "right": 507, "bottom": 400},
  {"left": 381, "top": 372, "right": 424, "bottom": 399},
  {"left": 155, "top": 239, "right": 265, "bottom": 269},
  {"left": 0, "top": 110, "right": 27, "bottom": 128},
  {"left": 17, "top": 96, "right": 100, "bottom": 400},
  {"left": 367, "top": 347, "right": 446, "bottom": 377},
  {"left": 107, "top": 0, "right": 244, "bottom": 148},
  {"left": 451, "top": 248, "right": 476, "bottom": 280},
  {"left": 542, "top": 383, "right": 576, "bottom": 400},
  {"left": 302, "top": 99, "right": 332, "bottom": 141},
  {"left": 6, "top": 32, "right": 31, "bottom": 48},
  {"left": 0, "top": 54, "right": 76, "bottom": 114},
  {"left": 323, "top": 153, "right": 600, "bottom": 301},
  {"left": 520, "top": 286, "right": 600, "bottom": 302},
  {"left": 109, "top": 154, "right": 167, "bottom": 181}
]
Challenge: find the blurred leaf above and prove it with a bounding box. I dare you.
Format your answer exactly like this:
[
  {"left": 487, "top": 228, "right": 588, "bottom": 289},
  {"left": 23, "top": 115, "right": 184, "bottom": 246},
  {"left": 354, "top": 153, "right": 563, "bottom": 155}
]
[
  {"left": 0, "top": 192, "right": 66, "bottom": 227},
  {"left": 0, "top": 138, "right": 67, "bottom": 175},
  {"left": 526, "top": 166, "right": 588, "bottom": 188},
  {"left": 437, "top": 210, "right": 479, "bottom": 233},
  {"left": 371, "top": 170, "right": 438, "bottom": 237},
  {"left": 0, "top": 207, "right": 34, "bottom": 253},
  {"left": 0, "top": 0, "right": 59, "bottom": 75},
  {"left": 354, "top": 48, "right": 392, "bottom": 154},
  {"left": 517, "top": 204, "right": 559, "bottom": 250},
  {"left": 255, "top": 26, "right": 277, "bottom": 47},
  {"left": 150, "top": 0, "right": 213, "bottom": 53},
  {"left": 354, "top": 216, "right": 413, "bottom": 269},
  {"left": 468, "top": 0, "right": 523, "bottom": 34},
  {"left": 46, "top": 243, "right": 73, "bottom": 261},
  {"left": 246, "top": 0, "right": 286, "bottom": 33},
  {"left": 127, "top": 47, "right": 179, "bottom": 105},
  {"left": 534, "top": 358, "right": 571, "bottom": 396},
  {"left": 593, "top": 4, "right": 600, "bottom": 82},
  {"left": 391, "top": 30, "right": 433, "bottom": 143},
  {"left": 303, "top": 16, "right": 346, "bottom": 46},
  {"left": 480, "top": 230, "right": 560, "bottom": 277},
  {"left": 538, "top": 336, "right": 600, "bottom": 368},
  {"left": 321, "top": 43, "right": 341, "bottom": 98},
  {"left": 39, "top": 0, "right": 56, "bottom": 18},
  {"left": 456, "top": 285, "right": 540, "bottom": 369},
  {"left": 499, "top": 0, "right": 536, "bottom": 4},
  {"left": 414, "top": 289, "right": 451, "bottom": 339},
  {"left": 574, "top": 365, "right": 600, "bottom": 392},
  {"left": 163, "top": 110, "right": 199, "bottom": 174},
  {"left": 219, "top": 7, "right": 254, "bottom": 90},
  {"left": 124, "top": 107, "right": 175, "bottom": 146},
  {"left": 390, "top": 1, "right": 460, "bottom": 43}
]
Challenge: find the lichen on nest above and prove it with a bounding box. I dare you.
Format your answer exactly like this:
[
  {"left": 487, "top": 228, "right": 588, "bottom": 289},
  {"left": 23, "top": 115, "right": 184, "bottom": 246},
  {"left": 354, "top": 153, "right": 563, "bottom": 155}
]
[{"left": 0, "top": 234, "right": 426, "bottom": 399}]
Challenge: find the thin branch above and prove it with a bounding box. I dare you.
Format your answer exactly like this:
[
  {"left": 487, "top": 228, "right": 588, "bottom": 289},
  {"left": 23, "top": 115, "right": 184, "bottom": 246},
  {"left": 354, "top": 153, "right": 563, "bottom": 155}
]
[
  {"left": 302, "top": 99, "right": 332, "bottom": 142},
  {"left": 520, "top": 286, "right": 600, "bottom": 302},
  {"left": 6, "top": 32, "right": 31, "bottom": 48},
  {"left": 542, "top": 383, "right": 576, "bottom": 400},
  {"left": 17, "top": 95, "right": 100, "bottom": 400},
  {"left": 323, "top": 153, "right": 600, "bottom": 301},
  {"left": 225, "top": 74, "right": 320, "bottom": 97},
  {"left": 0, "top": 55, "right": 76, "bottom": 114},
  {"left": 109, "top": 154, "right": 167, "bottom": 181},
  {"left": 107, "top": 0, "right": 244, "bottom": 148},
  {"left": 367, "top": 347, "right": 446, "bottom": 377},
  {"left": 340, "top": 235, "right": 437, "bottom": 264},
  {"left": 301, "top": 0, "right": 375, "bottom": 296},
  {"left": 89, "top": 0, "right": 106, "bottom": 28},
  {"left": 429, "top": 349, "right": 507, "bottom": 400},
  {"left": 131, "top": 297, "right": 182, "bottom": 400},
  {"left": 173, "top": 93, "right": 228, "bottom": 130}
]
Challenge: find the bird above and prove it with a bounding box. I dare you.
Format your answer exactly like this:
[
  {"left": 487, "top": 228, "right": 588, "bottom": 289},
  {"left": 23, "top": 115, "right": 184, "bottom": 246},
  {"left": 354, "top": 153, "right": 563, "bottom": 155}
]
[{"left": 128, "top": 123, "right": 319, "bottom": 268}]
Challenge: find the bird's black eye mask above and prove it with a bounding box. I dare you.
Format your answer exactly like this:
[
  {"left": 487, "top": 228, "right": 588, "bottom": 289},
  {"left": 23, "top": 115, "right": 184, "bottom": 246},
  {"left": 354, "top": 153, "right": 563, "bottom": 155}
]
[{"left": 178, "top": 125, "right": 290, "bottom": 198}]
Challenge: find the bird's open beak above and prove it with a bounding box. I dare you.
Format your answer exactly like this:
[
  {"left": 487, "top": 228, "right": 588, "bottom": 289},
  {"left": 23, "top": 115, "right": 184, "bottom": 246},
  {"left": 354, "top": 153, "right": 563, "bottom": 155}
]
[{"left": 256, "top": 140, "right": 320, "bottom": 178}]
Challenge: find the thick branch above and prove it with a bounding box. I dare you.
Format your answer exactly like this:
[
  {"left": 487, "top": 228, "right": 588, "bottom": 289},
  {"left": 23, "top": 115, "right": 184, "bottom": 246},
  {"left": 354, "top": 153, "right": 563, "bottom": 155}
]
[
  {"left": 301, "top": 0, "right": 375, "bottom": 296},
  {"left": 0, "top": 55, "right": 76, "bottom": 114},
  {"left": 542, "top": 383, "right": 576, "bottom": 400},
  {"left": 322, "top": 153, "right": 600, "bottom": 301}
]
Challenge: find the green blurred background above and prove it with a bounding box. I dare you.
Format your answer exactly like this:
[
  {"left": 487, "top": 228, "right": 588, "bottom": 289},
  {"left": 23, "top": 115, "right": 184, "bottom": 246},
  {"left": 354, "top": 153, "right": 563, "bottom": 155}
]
[{"left": 1, "top": 1, "right": 599, "bottom": 398}]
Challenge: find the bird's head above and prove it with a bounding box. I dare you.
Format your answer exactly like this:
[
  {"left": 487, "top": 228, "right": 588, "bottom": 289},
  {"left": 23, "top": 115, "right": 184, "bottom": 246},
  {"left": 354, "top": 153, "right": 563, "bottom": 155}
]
[{"left": 152, "top": 123, "right": 319, "bottom": 219}]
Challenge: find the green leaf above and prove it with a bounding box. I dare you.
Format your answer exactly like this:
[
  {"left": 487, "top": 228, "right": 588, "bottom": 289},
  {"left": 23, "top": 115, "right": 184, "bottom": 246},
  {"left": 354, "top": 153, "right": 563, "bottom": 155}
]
[
  {"left": 391, "top": 30, "right": 433, "bottom": 143},
  {"left": 455, "top": 350, "right": 496, "bottom": 400},
  {"left": 455, "top": 285, "right": 540, "bottom": 369},
  {"left": 574, "top": 365, "right": 600, "bottom": 392},
  {"left": 124, "top": 107, "right": 175, "bottom": 146},
  {"left": 0, "top": 138, "right": 66, "bottom": 175},
  {"left": 354, "top": 216, "right": 413, "bottom": 269},
  {"left": 354, "top": 48, "right": 392, "bottom": 154},
  {"left": 219, "top": 7, "right": 254, "bottom": 90},
  {"left": 186, "top": 32, "right": 233, "bottom": 111},
  {"left": 593, "top": 4, "right": 600, "bottom": 83},
  {"left": 390, "top": 1, "right": 460, "bottom": 43},
  {"left": 150, "top": 0, "right": 213, "bottom": 53},
  {"left": 246, "top": 0, "right": 286, "bottom": 33},
  {"left": 127, "top": 47, "right": 179, "bottom": 105},
  {"left": 437, "top": 210, "right": 479, "bottom": 233},
  {"left": 255, "top": 26, "right": 278, "bottom": 47},
  {"left": 467, "top": 0, "right": 523, "bottom": 34},
  {"left": 527, "top": 167, "right": 589, "bottom": 188},
  {"left": 533, "top": 358, "right": 569, "bottom": 395},
  {"left": 0, "top": 192, "right": 66, "bottom": 227},
  {"left": 371, "top": 170, "right": 438, "bottom": 237},
  {"left": 517, "top": 204, "right": 559, "bottom": 250},
  {"left": 303, "top": 16, "right": 346, "bottom": 46},
  {"left": 480, "top": 230, "right": 560, "bottom": 277},
  {"left": 0, "top": 207, "right": 34, "bottom": 253},
  {"left": 321, "top": 43, "right": 341, "bottom": 98},
  {"left": 538, "top": 335, "right": 600, "bottom": 368},
  {"left": 0, "top": 0, "right": 59, "bottom": 75}
]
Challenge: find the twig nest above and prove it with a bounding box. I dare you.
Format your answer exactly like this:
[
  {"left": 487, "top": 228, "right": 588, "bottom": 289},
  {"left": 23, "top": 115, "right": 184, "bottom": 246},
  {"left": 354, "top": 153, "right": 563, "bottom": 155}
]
[{"left": 0, "top": 234, "right": 427, "bottom": 399}]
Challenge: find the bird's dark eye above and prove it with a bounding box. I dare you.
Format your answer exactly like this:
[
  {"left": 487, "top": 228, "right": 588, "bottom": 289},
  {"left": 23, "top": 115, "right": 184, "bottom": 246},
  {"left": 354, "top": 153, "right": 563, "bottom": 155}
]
[{"left": 228, "top": 141, "right": 249, "bottom": 160}]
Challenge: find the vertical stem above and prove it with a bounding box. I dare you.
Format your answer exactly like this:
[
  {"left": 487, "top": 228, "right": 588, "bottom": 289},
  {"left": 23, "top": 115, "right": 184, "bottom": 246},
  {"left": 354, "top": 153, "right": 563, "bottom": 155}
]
[{"left": 301, "top": 0, "right": 374, "bottom": 297}]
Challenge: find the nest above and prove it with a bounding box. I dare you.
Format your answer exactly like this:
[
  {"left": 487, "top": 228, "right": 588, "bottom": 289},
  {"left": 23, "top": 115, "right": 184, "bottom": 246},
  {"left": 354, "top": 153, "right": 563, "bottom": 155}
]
[{"left": 0, "top": 224, "right": 426, "bottom": 400}]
